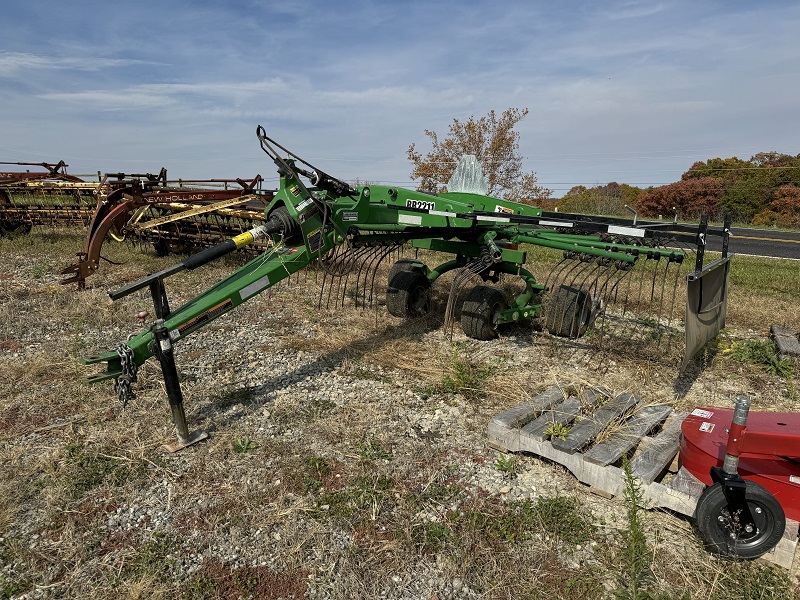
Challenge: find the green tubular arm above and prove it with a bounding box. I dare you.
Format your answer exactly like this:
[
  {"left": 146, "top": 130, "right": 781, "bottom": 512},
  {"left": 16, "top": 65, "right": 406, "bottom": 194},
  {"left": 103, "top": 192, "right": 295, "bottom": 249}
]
[
  {"left": 514, "top": 233, "right": 637, "bottom": 264},
  {"left": 84, "top": 167, "right": 334, "bottom": 383},
  {"left": 83, "top": 239, "right": 328, "bottom": 382},
  {"left": 531, "top": 230, "right": 685, "bottom": 261}
]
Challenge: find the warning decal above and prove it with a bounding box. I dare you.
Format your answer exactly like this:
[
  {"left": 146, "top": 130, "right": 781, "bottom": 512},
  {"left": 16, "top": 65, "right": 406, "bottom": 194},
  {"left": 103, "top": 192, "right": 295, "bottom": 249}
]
[
  {"left": 177, "top": 299, "right": 233, "bottom": 338},
  {"left": 691, "top": 409, "right": 714, "bottom": 419}
]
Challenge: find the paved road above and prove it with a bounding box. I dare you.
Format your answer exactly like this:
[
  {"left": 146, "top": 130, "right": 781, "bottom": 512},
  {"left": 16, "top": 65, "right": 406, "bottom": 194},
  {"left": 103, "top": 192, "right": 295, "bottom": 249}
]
[{"left": 707, "top": 226, "right": 800, "bottom": 260}]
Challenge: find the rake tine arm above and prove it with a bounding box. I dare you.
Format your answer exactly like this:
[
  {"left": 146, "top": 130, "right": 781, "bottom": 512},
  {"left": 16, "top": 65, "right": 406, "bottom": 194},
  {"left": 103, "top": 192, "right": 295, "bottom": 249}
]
[{"left": 515, "top": 233, "right": 638, "bottom": 266}]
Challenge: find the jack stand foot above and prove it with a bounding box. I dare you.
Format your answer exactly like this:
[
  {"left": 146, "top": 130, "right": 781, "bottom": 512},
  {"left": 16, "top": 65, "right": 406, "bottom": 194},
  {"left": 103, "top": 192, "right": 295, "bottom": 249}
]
[{"left": 163, "top": 429, "right": 208, "bottom": 453}]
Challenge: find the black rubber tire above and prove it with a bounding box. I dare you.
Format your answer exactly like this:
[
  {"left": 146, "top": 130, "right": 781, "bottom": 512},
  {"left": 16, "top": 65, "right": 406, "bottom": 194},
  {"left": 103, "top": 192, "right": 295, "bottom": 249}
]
[
  {"left": 386, "top": 270, "right": 431, "bottom": 318},
  {"left": 545, "top": 285, "right": 591, "bottom": 338},
  {"left": 695, "top": 480, "right": 785, "bottom": 559},
  {"left": 387, "top": 259, "right": 423, "bottom": 286},
  {"left": 461, "top": 285, "right": 507, "bottom": 340}
]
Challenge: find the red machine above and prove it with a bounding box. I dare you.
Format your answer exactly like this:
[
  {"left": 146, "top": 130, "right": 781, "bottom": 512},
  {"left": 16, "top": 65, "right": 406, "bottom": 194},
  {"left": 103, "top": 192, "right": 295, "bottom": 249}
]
[{"left": 681, "top": 397, "right": 800, "bottom": 558}]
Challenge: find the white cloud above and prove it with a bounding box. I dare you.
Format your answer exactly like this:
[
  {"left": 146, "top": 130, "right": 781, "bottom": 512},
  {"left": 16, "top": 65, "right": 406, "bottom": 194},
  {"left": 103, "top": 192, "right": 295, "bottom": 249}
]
[{"left": 0, "top": 52, "right": 154, "bottom": 76}]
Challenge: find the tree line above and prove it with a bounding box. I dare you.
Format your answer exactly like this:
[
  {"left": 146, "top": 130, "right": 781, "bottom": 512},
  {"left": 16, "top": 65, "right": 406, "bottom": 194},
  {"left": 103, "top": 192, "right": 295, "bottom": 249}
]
[
  {"left": 408, "top": 108, "right": 799, "bottom": 227},
  {"left": 557, "top": 153, "right": 800, "bottom": 226}
]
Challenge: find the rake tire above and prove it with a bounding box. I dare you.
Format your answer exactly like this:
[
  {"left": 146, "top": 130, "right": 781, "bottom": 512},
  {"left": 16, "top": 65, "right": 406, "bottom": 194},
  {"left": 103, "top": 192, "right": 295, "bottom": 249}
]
[
  {"left": 546, "top": 285, "right": 591, "bottom": 338},
  {"left": 695, "top": 480, "right": 785, "bottom": 560},
  {"left": 387, "top": 259, "right": 424, "bottom": 285},
  {"left": 461, "top": 285, "right": 507, "bottom": 341},
  {"left": 386, "top": 270, "right": 431, "bottom": 318}
]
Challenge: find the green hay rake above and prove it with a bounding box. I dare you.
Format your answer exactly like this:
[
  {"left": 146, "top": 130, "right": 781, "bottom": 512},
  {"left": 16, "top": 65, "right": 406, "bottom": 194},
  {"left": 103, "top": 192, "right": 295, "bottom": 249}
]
[{"left": 84, "top": 127, "right": 731, "bottom": 450}]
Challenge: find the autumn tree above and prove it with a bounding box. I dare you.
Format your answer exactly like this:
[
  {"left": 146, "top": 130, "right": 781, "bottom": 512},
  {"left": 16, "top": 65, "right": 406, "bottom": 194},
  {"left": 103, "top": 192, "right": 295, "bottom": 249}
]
[
  {"left": 753, "top": 184, "right": 800, "bottom": 227},
  {"left": 407, "top": 108, "right": 551, "bottom": 204},
  {"left": 636, "top": 177, "right": 724, "bottom": 220},
  {"left": 682, "top": 152, "right": 800, "bottom": 222},
  {"left": 556, "top": 182, "right": 642, "bottom": 217}
]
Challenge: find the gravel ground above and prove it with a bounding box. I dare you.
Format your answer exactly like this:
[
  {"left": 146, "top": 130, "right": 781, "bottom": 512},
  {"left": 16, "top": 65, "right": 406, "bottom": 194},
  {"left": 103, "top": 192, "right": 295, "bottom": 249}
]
[{"left": 1, "top": 233, "right": 798, "bottom": 599}]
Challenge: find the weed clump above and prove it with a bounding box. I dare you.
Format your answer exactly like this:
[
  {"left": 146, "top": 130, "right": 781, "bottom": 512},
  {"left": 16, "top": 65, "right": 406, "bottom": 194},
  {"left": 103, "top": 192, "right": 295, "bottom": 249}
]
[{"left": 61, "top": 442, "right": 144, "bottom": 499}]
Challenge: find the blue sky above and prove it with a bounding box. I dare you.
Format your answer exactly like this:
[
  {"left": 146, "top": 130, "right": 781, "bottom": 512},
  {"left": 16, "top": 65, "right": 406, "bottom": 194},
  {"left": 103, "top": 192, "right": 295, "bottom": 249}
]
[{"left": 1, "top": 0, "right": 798, "bottom": 196}]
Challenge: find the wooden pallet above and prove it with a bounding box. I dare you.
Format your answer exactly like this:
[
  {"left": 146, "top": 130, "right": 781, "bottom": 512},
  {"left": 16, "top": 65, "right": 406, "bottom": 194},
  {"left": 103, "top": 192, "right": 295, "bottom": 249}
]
[
  {"left": 487, "top": 385, "right": 798, "bottom": 569},
  {"left": 772, "top": 324, "right": 800, "bottom": 357}
]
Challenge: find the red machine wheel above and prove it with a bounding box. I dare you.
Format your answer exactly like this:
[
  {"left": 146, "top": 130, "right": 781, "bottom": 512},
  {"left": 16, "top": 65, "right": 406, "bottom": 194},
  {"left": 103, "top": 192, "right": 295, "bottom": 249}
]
[{"left": 695, "top": 480, "right": 785, "bottom": 559}]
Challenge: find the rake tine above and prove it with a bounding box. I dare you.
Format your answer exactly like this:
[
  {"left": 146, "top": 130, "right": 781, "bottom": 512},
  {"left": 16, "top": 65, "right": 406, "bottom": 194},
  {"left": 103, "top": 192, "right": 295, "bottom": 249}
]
[
  {"left": 327, "top": 247, "right": 349, "bottom": 307},
  {"left": 332, "top": 248, "right": 355, "bottom": 308},
  {"left": 563, "top": 259, "right": 594, "bottom": 290},
  {"left": 366, "top": 244, "right": 401, "bottom": 307},
  {"left": 546, "top": 256, "right": 579, "bottom": 291},
  {"left": 596, "top": 265, "right": 622, "bottom": 307},
  {"left": 634, "top": 257, "right": 652, "bottom": 313},
  {"left": 355, "top": 246, "right": 384, "bottom": 308},
  {"left": 318, "top": 244, "right": 345, "bottom": 309},
  {"left": 579, "top": 263, "right": 603, "bottom": 297},
  {"left": 542, "top": 256, "right": 571, "bottom": 291},
  {"left": 443, "top": 258, "right": 485, "bottom": 337},
  {"left": 368, "top": 245, "right": 396, "bottom": 304},
  {"left": 647, "top": 255, "right": 662, "bottom": 315},
  {"left": 655, "top": 258, "right": 672, "bottom": 328},
  {"left": 664, "top": 259, "right": 683, "bottom": 331},
  {"left": 342, "top": 245, "right": 372, "bottom": 308},
  {"left": 351, "top": 247, "right": 372, "bottom": 308}
]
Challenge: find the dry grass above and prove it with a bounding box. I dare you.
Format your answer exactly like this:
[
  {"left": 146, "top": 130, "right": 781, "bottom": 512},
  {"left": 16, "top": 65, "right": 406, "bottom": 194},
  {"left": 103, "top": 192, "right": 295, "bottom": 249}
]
[{"left": 1, "top": 228, "right": 799, "bottom": 599}]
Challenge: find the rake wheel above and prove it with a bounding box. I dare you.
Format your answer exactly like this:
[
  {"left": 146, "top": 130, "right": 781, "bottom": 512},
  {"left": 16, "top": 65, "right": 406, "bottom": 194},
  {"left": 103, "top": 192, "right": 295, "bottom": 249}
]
[
  {"left": 0, "top": 219, "right": 32, "bottom": 235},
  {"left": 387, "top": 258, "right": 424, "bottom": 285},
  {"left": 546, "top": 285, "right": 592, "bottom": 338},
  {"left": 152, "top": 239, "right": 192, "bottom": 257},
  {"left": 461, "top": 285, "right": 507, "bottom": 341},
  {"left": 386, "top": 270, "right": 431, "bottom": 318},
  {"left": 695, "top": 480, "right": 785, "bottom": 560}
]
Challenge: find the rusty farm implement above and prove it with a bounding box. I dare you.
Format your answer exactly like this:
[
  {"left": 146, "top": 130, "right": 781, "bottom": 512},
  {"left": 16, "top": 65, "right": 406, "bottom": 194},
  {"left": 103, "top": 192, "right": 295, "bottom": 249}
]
[
  {"left": 1, "top": 161, "right": 272, "bottom": 287},
  {"left": 82, "top": 127, "right": 748, "bottom": 558},
  {"left": 60, "top": 170, "right": 272, "bottom": 288},
  {"left": 0, "top": 161, "right": 97, "bottom": 233}
]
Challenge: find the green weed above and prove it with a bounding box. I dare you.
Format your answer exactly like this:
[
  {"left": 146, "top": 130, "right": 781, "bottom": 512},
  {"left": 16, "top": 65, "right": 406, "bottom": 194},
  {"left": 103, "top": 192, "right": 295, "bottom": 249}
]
[
  {"left": 440, "top": 346, "right": 496, "bottom": 399},
  {"left": 182, "top": 559, "right": 308, "bottom": 600},
  {"left": 450, "top": 495, "right": 595, "bottom": 547},
  {"left": 356, "top": 437, "right": 392, "bottom": 461},
  {"left": 62, "top": 443, "right": 141, "bottom": 499},
  {"left": 303, "top": 456, "right": 331, "bottom": 493},
  {"left": 530, "top": 495, "right": 596, "bottom": 544},
  {"left": 614, "top": 456, "right": 653, "bottom": 599},
  {"left": 0, "top": 575, "right": 26, "bottom": 600},
  {"left": 232, "top": 436, "right": 257, "bottom": 454},
  {"left": 709, "top": 560, "right": 797, "bottom": 600},
  {"left": 412, "top": 520, "right": 452, "bottom": 554},
  {"left": 314, "top": 474, "right": 394, "bottom": 521},
  {"left": 494, "top": 454, "right": 517, "bottom": 479},
  {"left": 124, "top": 532, "right": 179, "bottom": 582},
  {"left": 726, "top": 338, "right": 794, "bottom": 377},
  {"left": 544, "top": 422, "right": 571, "bottom": 440}
]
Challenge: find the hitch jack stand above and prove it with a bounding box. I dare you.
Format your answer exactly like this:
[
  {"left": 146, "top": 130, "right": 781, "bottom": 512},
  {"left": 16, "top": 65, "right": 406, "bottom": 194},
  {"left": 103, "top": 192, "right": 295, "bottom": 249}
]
[
  {"left": 710, "top": 396, "right": 756, "bottom": 530},
  {"left": 151, "top": 319, "right": 208, "bottom": 452}
]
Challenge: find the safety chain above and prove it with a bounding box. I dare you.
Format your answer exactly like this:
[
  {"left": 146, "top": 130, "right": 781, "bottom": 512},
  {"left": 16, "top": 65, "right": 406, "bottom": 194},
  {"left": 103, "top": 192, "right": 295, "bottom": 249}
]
[{"left": 113, "top": 343, "right": 138, "bottom": 407}]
